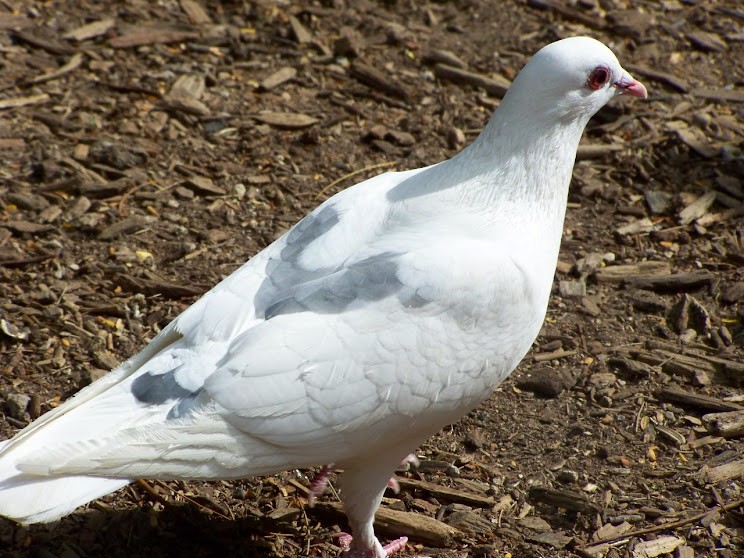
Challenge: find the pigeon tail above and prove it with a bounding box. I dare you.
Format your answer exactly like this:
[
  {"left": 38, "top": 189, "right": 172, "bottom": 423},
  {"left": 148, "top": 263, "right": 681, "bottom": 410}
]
[{"left": 0, "top": 472, "right": 129, "bottom": 524}]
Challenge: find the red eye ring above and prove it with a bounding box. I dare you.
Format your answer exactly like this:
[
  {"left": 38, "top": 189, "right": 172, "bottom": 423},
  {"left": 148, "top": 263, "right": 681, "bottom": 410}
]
[{"left": 587, "top": 66, "right": 610, "bottom": 90}]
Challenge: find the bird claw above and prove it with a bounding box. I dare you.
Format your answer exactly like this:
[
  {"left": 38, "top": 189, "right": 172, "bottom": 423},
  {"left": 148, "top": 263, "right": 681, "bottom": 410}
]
[
  {"left": 336, "top": 533, "right": 408, "bottom": 557},
  {"left": 307, "top": 463, "right": 335, "bottom": 506}
]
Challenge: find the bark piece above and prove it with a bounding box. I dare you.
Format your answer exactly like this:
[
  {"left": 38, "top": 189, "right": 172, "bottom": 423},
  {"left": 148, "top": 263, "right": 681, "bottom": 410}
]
[
  {"left": 656, "top": 388, "right": 743, "bottom": 413},
  {"left": 700, "top": 458, "right": 744, "bottom": 483},
  {"left": 667, "top": 294, "right": 710, "bottom": 335},
  {"left": 594, "top": 261, "right": 671, "bottom": 283},
  {"left": 528, "top": 486, "right": 598, "bottom": 513},
  {"left": 350, "top": 61, "right": 410, "bottom": 101},
  {"left": 396, "top": 478, "right": 494, "bottom": 507},
  {"left": 259, "top": 67, "right": 297, "bottom": 91},
  {"left": 444, "top": 510, "right": 494, "bottom": 535},
  {"left": 183, "top": 176, "right": 226, "bottom": 196},
  {"left": 702, "top": 410, "right": 744, "bottom": 439},
  {"left": 288, "top": 15, "right": 312, "bottom": 44},
  {"left": 180, "top": 0, "right": 212, "bottom": 24},
  {"left": 255, "top": 112, "right": 318, "bottom": 129},
  {"left": 62, "top": 18, "right": 116, "bottom": 41},
  {"left": 0, "top": 94, "right": 50, "bottom": 110},
  {"left": 11, "top": 29, "right": 75, "bottom": 55},
  {"left": 687, "top": 31, "right": 727, "bottom": 52},
  {"left": 627, "top": 270, "right": 714, "bottom": 292},
  {"left": 114, "top": 273, "right": 205, "bottom": 299},
  {"left": 693, "top": 88, "right": 744, "bottom": 103},
  {"left": 679, "top": 191, "right": 717, "bottom": 225},
  {"left": 111, "top": 25, "right": 198, "bottom": 48},
  {"left": 314, "top": 501, "right": 458, "bottom": 546},
  {"left": 97, "top": 215, "right": 152, "bottom": 240},
  {"left": 433, "top": 63, "right": 510, "bottom": 98},
  {"left": 632, "top": 536, "right": 684, "bottom": 558},
  {"left": 516, "top": 367, "right": 576, "bottom": 397},
  {"left": 4, "top": 221, "right": 54, "bottom": 234}
]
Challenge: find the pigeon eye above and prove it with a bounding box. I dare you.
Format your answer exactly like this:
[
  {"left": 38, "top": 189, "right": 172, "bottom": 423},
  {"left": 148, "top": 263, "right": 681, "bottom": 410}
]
[{"left": 587, "top": 66, "right": 610, "bottom": 90}]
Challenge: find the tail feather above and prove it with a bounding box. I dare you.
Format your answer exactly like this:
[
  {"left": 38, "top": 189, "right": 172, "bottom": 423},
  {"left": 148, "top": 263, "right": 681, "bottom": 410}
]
[
  {"left": 0, "top": 327, "right": 182, "bottom": 524},
  {"left": 0, "top": 476, "right": 130, "bottom": 524}
]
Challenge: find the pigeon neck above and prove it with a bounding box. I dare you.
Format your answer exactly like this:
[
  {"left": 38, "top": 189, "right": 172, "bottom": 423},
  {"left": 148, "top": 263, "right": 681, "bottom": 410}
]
[{"left": 448, "top": 104, "right": 588, "bottom": 217}]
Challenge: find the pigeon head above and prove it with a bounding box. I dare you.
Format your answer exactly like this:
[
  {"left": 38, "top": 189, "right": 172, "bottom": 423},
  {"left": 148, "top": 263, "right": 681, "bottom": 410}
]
[{"left": 501, "top": 36, "right": 647, "bottom": 124}]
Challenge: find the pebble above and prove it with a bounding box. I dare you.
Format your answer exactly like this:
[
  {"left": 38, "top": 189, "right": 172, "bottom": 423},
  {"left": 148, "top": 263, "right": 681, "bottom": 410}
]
[{"left": 5, "top": 393, "right": 31, "bottom": 420}]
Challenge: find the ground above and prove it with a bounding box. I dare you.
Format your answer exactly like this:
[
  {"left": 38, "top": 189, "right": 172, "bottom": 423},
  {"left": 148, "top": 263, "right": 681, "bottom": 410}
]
[{"left": 1, "top": 1, "right": 743, "bottom": 557}]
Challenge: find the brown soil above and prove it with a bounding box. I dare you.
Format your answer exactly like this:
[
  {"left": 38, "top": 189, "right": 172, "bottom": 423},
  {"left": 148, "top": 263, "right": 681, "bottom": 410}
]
[{"left": 1, "top": 1, "right": 743, "bottom": 557}]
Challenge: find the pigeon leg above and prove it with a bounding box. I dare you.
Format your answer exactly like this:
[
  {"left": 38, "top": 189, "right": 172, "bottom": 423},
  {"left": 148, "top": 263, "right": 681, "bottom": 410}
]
[
  {"left": 338, "top": 533, "right": 408, "bottom": 557},
  {"left": 338, "top": 455, "right": 404, "bottom": 558},
  {"left": 310, "top": 455, "right": 418, "bottom": 505}
]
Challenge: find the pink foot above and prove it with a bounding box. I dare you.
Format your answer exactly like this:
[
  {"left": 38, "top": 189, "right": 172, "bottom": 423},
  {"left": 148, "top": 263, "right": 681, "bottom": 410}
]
[
  {"left": 387, "top": 454, "right": 420, "bottom": 494},
  {"left": 337, "top": 532, "right": 408, "bottom": 557},
  {"left": 307, "top": 463, "right": 335, "bottom": 506}
]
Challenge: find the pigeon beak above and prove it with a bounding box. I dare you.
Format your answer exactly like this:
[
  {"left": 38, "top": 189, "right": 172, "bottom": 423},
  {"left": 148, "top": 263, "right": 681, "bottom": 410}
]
[{"left": 614, "top": 70, "right": 647, "bottom": 99}]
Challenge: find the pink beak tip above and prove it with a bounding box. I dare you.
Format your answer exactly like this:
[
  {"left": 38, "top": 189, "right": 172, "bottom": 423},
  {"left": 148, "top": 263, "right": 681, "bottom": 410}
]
[{"left": 616, "top": 77, "right": 648, "bottom": 99}]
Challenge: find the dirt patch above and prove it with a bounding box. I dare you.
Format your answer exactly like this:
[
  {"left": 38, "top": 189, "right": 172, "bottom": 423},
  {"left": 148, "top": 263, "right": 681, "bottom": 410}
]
[{"left": 1, "top": 1, "right": 743, "bottom": 557}]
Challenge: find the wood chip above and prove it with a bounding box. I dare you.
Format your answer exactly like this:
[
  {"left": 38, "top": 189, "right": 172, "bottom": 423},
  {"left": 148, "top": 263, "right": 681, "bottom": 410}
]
[
  {"left": 4, "top": 221, "right": 55, "bottom": 234},
  {"left": 0, "top": 94, "right": 50, "bottom": 110},
  {"left": 288, "top": 15, "right": 312, "bottom": 44},
  {"left": 395, "top": 478, "right": 494, "bottom": 508},
  {"left": 687, "top": 31, "right": 727, "bottom": 52},
  {"left": 632, "top": 535, "right": 684, "bottom": 558},
  {"left": 110, "top": 25, "right": 199, "bottom": 48},
  {"left": 576, "top": 143, "right": 624, "bottom": 159},
  {"left": 524, "top": 530, "right": 574, "bottom": 549},
  {"left": 528, "top": 486, "right": 598, "bottom": 513},
  {"left": 0, "top": 138, "right": 26, "bottom": 149},
  {"left": 433, "top": 63, "right": 511, "bottom": 98},
  {"left": 693, "top": 88, "right": 744, "bottom": 103},
  {"left": 115, "top": 273, "right": 206, "bottom": 299},
  {"left": 170, "top": 74, "right": 206, "bottom": 100},
  {"left": 314, "top": 501, "right": 458, "bottom": 546},
  {"left": 255, "top": 111, "right": 318, "bottom": 129},
  {"left": 21, "top": 52, "right": 84, "bottom": 87},
  {"left": 702, "top": 410, "right": 744, "bottom": 439},
  {"left": 62, "top": 18, "right": 116, "bottom": 41},
  {"left": 594, "top": 262, "right": 671, "bottom": 283},
  {"left": 183, "top": 176, "right": 227, "bottom": 196},
  {"left": 617, "top": 218, "right": 654, "bottom": 236},
  {"left": 259, "top": 67, "right": 297, "bottom": 91},
  {"left": 527, "top": 0, "right": 606, "bottom": 29},
  {"left": 160, "top": 95, "right": 210, "bottom": 116},
  {"left": 656, "top": 388, "right": 743, "bottom": 413},
  {"left": 97, "top": 215, "right": 152, "bottom": 240},
  {"left": 0, "top": 14, "right": 33, "bottom": 30},
  {"left": 11, "top": 29, "right": 75, "bottom": 55},
  {"left": 592, "top": 521, "right": 633, "bottom": 542},
  {"left": 700, "top": 458, "right": 744, "bottom": 483},
  {"left": 679, "top": 191, "right": 716, "bottom": 225},
  {"left": 350, "top": 61, "right": 410, "bottom": 101},
  {"left": 667, "top": 123, "right": 718, "bottom": 158},
  {"left": 627, "top": 270, "right": 714, "bottom": 292},
  {"left": 444, "top": 510, "right": 495, "bottom": 535},
  {"left": 180, "top": 0, "right": 212, "bottom": 24}
]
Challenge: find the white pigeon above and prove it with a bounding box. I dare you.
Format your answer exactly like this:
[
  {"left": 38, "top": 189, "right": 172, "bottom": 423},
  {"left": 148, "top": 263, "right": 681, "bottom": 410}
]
[{"left": 0, "top": 37, "right": 646, "bottom": 557}]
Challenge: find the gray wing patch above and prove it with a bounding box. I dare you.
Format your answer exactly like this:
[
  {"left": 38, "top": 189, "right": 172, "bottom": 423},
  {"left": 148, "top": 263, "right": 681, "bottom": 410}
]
[
  {"left": 264, "top": 253, "right": 427, "bottom": 319},
  {"left": 280, "top": 204, "right": 339, "bottom": 264},
  {"left": 254, "top": 202, "right": 431, "bottom": 319},
  {"left": 130, "top": 351, "right": 206, "bottom": 420},
  {"left": 131, "top": 371, "right": 193, "bottom": 404},
  {"left": 254, "top": 205, "right": 340, "bottom": 312}
]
